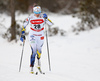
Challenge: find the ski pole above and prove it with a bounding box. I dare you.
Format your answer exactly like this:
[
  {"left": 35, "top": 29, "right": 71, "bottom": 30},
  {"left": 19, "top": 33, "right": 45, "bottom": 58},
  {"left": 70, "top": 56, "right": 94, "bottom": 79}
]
[
  {"left": 19, "top": 40, "right": 25, "bottom": 72},
  {"left": 45, "top": 25, "right": 51, "bottom": 71}
]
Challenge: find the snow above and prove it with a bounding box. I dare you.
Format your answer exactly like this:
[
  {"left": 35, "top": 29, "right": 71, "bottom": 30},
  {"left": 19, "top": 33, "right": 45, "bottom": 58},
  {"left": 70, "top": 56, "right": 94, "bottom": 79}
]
[
  {"left": 48, "top": 14, "right": 79, "bottom": 32},
  {"left": 0, "top": 13, "right": 100, "bottom": 81},
  {"left": 0, "top": 13, "right": 11, "bottom": 35}
]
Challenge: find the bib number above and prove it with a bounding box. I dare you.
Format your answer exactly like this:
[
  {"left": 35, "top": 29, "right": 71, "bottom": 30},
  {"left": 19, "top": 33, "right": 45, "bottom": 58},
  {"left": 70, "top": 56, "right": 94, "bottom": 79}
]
[{"left": 34, "top": 24, "right": 41, "bottom": 29}]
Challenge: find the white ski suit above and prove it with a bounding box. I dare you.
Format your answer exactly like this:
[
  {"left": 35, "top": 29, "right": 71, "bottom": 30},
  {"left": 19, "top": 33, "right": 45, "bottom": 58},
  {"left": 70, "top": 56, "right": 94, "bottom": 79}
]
[{"left": 23, "top": 13, "right": 53, "bottom": 67}]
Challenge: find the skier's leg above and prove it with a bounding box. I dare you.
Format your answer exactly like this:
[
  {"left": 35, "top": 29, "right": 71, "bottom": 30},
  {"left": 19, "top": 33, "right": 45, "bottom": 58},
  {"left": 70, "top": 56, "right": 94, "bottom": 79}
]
[
  {"left": 30, "top": 47, "right": 37, "bottom": 67},
  {"left": 37, "top": 50, "right": 41, "bottom": 67},
  {"left": 29, "top": 35, "right": 37, "bottom": 68},
  {"left": 37, "top": 36, "right": 44, "bottom": 67}
]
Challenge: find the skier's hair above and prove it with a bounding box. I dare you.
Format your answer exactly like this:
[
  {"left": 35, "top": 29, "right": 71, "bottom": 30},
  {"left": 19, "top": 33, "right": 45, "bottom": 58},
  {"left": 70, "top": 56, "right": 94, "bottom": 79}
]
[{"left": 34, "top": 5, "right": 38, "bottom": 7}]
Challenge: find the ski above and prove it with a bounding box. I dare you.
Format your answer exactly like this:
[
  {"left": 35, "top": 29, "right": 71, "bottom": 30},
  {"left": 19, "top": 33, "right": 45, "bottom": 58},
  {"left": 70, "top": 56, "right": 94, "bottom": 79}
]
[
  {"left": 30, "top": 67, "right": 38, "bottom": 75},
  {"left": 30, "top": 71, "right": 38, "bottom": 75},
  {"left": 41, "top": 72, "right": 45, "bottom": 75},
  {"left": 30, "top": 67, "right": 45, "bottom": 75},
  {"left": 37, "top": 67, "right": 45, "bottom": 75}
]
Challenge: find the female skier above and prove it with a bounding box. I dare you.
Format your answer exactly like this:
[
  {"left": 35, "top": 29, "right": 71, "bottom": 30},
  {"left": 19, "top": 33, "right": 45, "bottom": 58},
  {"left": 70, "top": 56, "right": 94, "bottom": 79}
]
[{"left": 20, "top": 5, "right": 53, "bottom": 74}]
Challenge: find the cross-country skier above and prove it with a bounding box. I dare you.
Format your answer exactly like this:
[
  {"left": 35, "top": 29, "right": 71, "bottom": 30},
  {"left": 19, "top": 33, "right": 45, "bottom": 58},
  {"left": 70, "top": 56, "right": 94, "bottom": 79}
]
[{"left": 20, "top": 5, "right": 53, "bottom": 74}]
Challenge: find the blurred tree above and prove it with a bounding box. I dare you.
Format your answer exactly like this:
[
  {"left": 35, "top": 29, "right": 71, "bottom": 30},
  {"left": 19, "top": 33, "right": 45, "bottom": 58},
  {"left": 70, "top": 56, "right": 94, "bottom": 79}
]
[
  {"left": 0, "top": 0, "right": 10, "bottom": 13},
  {"left": 28, "top": 0, "right": 60, "bottom": 12},
  {"left": 10, "top": 0, "right": 16, "bottom": 41},
  {"left": 0, "top": 0, "right": 81, "bottom": 13},
  {"left": 76, "top": 0, "right": 100, "bottom": 31},
  {"left": 57, "top": 0, "right": 80, "bottom": 14},
  {"left": 15, "top": 0, "right": 29, "bottom": 12},
  {"left": 39, "top": 0, "right": 60, "bottom": 12}
]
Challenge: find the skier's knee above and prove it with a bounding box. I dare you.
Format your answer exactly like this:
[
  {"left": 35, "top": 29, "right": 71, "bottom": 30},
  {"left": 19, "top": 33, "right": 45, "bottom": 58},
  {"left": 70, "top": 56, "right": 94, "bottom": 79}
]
[{"left": 37, "top": 50, "right": 41, "bottom": 59}]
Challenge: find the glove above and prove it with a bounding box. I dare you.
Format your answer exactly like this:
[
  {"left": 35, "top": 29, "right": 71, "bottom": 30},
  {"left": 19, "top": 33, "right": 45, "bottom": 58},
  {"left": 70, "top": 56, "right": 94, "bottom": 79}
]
[
  {"left": 43, "top": 13, "right": 47, "bottom": 19},
  {"left": 20, "top": 35, "right": 26, "bottom": 42}
]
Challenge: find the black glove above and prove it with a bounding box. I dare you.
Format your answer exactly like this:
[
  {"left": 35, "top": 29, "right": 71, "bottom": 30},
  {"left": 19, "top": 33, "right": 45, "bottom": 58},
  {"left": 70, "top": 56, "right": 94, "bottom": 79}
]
[{"left": 21, "top": 35, "right": 26, "bottom": 40}]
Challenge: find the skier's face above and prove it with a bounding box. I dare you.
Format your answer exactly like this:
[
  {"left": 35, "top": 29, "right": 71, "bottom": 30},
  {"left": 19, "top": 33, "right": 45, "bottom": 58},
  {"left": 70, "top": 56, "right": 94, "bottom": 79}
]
[{"left": 35, "top": 14, "right": 40, "bottom": 17}]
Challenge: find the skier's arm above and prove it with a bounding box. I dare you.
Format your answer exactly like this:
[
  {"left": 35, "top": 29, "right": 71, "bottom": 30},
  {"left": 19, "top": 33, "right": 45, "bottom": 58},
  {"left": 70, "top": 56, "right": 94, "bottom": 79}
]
[
  {"left": 21, "top": 17, "right": 30, "bottom": 35},
  {"left": 20, "top": 17, "right": 30, "bottom": 42}
]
